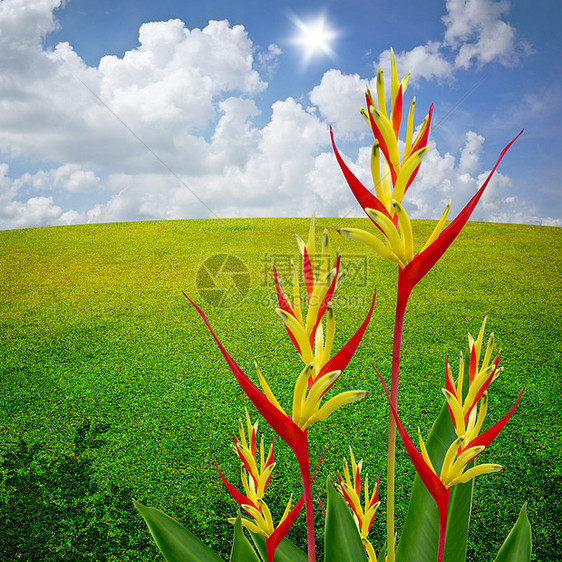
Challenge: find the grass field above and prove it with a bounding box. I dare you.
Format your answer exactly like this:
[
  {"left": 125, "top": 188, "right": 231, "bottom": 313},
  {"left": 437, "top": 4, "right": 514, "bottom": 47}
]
[{"left": 0, "top": 217, "right": 560, "bottom": 561}]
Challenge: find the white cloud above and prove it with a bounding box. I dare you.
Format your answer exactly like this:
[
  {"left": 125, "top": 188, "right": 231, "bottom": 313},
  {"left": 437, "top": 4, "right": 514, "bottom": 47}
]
[
  {"left": 0, "top": 0, "right": 61, "bottom": 54},
  {"left": 256, "top": 43, "right": 282, "bottom": 79},
  {"left": 0, "top": 9, "right": 268, "bottom": 170},
  {"left": 18, "top": 165, "right": 102, "bottom": 193},
  {"left": 458, "top": 131, "right": 484, "bottom": 173},
  {"left": 443, "top": 0, "right": 520, "bottom": 68},
  {"left": 309, "top": 69, "right": 373, "bottom": 136},
  {"left": 0, "top": 171, "right": 83, "bottom": 230},
  {"left": 0, "top": 162, "right": 93, "bottom": 229},
  {"left": 378, "top": 0, "right": 527, "bottom": 83},
  {"left": 96, "top": 18, "right": 265, "bottom": 131},
  {"left": 81, "top": 97, "right": 336, "bottom": 223},
  {"left": 379, "top": 42, "right": 453, "bottom": 84},
  {"left": 2, "top": 195, "right": 64, "bottom": 228}
]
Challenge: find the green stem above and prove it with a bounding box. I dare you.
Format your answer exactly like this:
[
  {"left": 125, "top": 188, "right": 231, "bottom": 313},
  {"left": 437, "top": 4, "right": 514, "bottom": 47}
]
[{"left": 386, "top": 277, "right": 410, "bottom": 562}]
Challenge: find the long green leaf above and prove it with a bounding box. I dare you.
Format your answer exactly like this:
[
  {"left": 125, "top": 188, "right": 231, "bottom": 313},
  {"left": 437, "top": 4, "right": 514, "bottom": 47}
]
[
  {"left": 493, "top": 504, "right": 532, "bottom": 562},
  {"left": 249, "top": 531, "right": 307, "bottom": 562},
  {"left": 134, "top": 500, "right": 223, "bottom": 562},
  {"left": 324, "top": 478, "right": 368, "bottom": 562},
  {"left": 396, "top": 400, "right": 474, "bottom": 562},
  {"left": 231, "top": 512, "right": 261, "bottom": 562}
]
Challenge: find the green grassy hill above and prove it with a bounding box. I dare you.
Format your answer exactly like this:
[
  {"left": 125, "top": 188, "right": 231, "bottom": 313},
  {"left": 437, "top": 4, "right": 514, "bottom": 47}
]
[{"left": 1, "top": 218, "right": 560, "bottom": 561}]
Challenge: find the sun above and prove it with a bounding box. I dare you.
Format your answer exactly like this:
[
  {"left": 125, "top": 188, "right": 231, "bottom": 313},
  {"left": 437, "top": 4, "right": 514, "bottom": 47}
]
[{"left": 289, "top": 12, "right": 339, "bottom": 65}]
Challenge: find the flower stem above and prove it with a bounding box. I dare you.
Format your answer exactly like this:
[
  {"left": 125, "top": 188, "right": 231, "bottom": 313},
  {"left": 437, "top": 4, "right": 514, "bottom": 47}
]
[
  {"left": 386, "top": 276, "right": 410, "bottom": 562},
  {"left": 295, "top": 433, "right": 316, "bottom": 562}
]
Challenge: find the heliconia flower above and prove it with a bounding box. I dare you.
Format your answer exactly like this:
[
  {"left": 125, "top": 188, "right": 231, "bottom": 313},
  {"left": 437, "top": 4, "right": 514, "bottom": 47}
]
[
  {"left": 331, "top": 48, "right": 523, "bottom": 300},
  {"left": 377, "top": 366, "right": 518, "bottom": 562},
  {"left": 330, "top": 48, "right": 431, "bottom": 224},
  {"left": 186, "top": 215, "right": 376, "bottom": 562},
  {"left": 442, "top": 318, "right": 524, "bottom": 453},
  {"left": 215, "top": 410, "right": 304, "bottom": 562},
  {"left": 231, "top": 408, "right": 275, "bottom": 505},
  {"left": 445, "top": 317, "right": 501, "bottom": 424},
  {"left": 337, "top": 447, "right": 380, "bottom": 561},
  {"left": 268, "top": 215, "right": 376, "bottom": 431},
  {"left": 335, "top": 130, "right": 522, "bottom": 301}
]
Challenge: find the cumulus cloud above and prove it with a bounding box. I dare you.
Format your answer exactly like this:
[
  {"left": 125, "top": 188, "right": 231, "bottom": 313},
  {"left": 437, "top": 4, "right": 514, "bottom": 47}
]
[
  {"left": 17, "top": 165, "right": 102, "bottom": 193},
  {"left": 458, "top": 131, "right": 484, "bottom": 173},
  {"left": 379, "top": 42, "right": 453, "bottom": 84},
  {"left": 78, "top": 97, "right": 336, "bottom": 223},
  {"left": 443, "top": 0, "right": 520, "bottom": 68},
  {"left": 309, "top": 70, "right": 373, "bottom": 136},
  {"left": 0, "top": 163, "right": 85, "bottom": 229},
  {"left": 0, "top": 3, "right": 268, "bottom": 170},
  {"left": 378, "top": 0, "right": 528, "bottom": 83}
]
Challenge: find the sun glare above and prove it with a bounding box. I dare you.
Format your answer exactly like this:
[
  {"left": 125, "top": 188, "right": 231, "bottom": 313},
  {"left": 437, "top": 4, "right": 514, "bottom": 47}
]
[{"left": 289, "top": 13, "right": 339, "bottom": 65}]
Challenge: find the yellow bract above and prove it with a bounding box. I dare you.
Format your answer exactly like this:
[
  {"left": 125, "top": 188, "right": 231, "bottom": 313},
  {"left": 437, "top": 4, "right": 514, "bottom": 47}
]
[
  {"left": 418, "top": 431, "right": 502, "bottom": 489},
  {"left": 339, "top": 199, "right": 451, "bottom": 269},
  {"left": 229, "top": 494, "right": 295, "bottom": 537},
  {"left": 289, "top": 361, "right": 368, "bottom": 430},
  {"left": 359, "top": 48, "right": 431, "bottom": 215}
]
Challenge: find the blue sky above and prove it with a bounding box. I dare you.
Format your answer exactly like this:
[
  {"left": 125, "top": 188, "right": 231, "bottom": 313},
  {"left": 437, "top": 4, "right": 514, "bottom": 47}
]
[{"left": 0, "top": 0, "right": 560, "bottom": 229}]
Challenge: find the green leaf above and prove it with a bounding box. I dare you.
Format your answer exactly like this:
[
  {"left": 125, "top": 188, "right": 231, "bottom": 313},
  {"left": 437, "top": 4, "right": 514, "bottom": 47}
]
[
  {"left": 249, "top": 531, "right": 307, "bottom": 562},
  {"left": 493, "top": 503, "right": 532, "bottom": 562},
  {"left": 444, "top": 473, "right": 474, "bottom": 561},
  {"left": 396, "top": 400, "right": 473, "bottom": 562},
  {"left": 324, "top": 478, "right": 368, "bottom": 562},
  {"left": 134, "top": 500, "right": 223, "bottom": 562},
  {"left": 231, "top": 512, "right": 261, "bottom": 561}
]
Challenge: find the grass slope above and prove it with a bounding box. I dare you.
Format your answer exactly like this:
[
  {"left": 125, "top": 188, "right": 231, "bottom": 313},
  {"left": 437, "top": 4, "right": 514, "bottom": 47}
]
[{"left": 0, "top": 218, "right": 560, "bottom": 561}]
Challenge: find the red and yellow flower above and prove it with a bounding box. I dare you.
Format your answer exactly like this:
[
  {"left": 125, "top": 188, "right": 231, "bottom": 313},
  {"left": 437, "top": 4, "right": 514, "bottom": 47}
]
[
  {"left": 272, "top": 215, "right": 373, "bottom": 431},
  {"left": 378, "top": 319, "right": 523, "bottom": 562},
  {"left": 215, "top": 410, "right": 303, "bottom": 562},
  {"left": 187, "top": 216, "right": 376, "bottom": 562},
  {"left": 331, "top": 49, "right": 522, "bottom": 300},
  {"left": 338, "top": 447, "right": 381, "bottom": 561}
]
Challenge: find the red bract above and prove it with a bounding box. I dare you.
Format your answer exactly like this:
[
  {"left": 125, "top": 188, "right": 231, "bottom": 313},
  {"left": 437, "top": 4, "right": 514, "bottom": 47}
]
[
  {"left": 330, "top": 126, "right": 389, "bottom": 220},
  {"left": 469, "top": 388, "right": 523, "bottom": 451}
]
